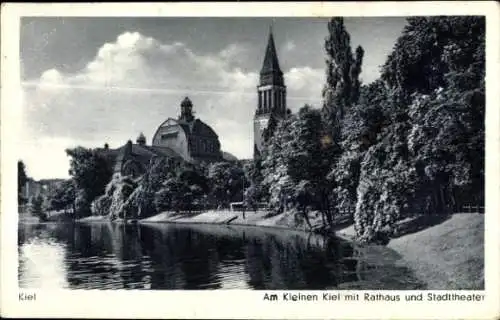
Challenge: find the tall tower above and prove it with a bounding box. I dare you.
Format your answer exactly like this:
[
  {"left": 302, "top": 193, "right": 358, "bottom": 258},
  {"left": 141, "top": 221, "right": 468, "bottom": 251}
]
[{"left": 254, "top": 27, "right": 287, "bottom": 158}]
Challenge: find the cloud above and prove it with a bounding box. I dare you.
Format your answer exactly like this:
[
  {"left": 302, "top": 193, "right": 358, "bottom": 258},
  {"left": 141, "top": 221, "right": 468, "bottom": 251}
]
[
  {"left": 40, "top": 69, "right": 63, "bottom": 84},
  {"left": 19, "top": 136, "right": 82, "bottom": 180},
  {"left": 286, "top": 67, "right": 324, "bottom": 108},
  {"left": 21, "top": 31, "right": 324, "bottom": 179},
  {"left": 283, "top": 40, "right": 296, "bottom": 52}
]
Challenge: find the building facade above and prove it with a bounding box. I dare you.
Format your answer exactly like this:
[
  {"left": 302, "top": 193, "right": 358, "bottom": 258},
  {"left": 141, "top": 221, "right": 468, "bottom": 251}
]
[
  {"left": 254, "top": 28, "right": 287, "bottom": 158},
  {"left": 152, "top": 97, "right": 222, "bottom": 164},
  {"left": 100, "top": 97, "right": 223, "bottom": 178}
]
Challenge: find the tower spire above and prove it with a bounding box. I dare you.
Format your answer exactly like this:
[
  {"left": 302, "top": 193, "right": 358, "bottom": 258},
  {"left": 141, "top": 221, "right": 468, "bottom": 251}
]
[
  {"left": 260, "top": 25, "right": 282, "bottom": 77},
  {"left": 254, "top": 26, "right": 287, "bottom": 159}
]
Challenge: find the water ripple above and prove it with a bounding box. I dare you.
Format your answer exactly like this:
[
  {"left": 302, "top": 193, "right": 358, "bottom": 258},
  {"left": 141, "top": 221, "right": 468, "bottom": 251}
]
[{"left": 18, "top": 222, "right": 424, "bottom": 290}]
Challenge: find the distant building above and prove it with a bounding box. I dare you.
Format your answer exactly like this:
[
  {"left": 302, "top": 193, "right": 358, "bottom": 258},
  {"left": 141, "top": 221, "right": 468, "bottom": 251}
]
[
  {"left": 99, "top": 97, "right": 224, "bottom": 178},
  {"left": 254, "top": 28, "right": 288, "bottom": 158},
  {"left": 22, "top": 178, "right": 65, "bottom": 200},
  {"left": 152, "top": 97, "right": 223, "bottom": 163},
  {"left": 97, "top": 139, "right": 184, "bottom": 178}
]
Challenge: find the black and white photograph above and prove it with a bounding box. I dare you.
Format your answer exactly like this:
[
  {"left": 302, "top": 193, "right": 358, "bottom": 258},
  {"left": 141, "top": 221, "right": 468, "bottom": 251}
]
[{"left": 2, "top": 2, "right": 499, "bottom": 319}]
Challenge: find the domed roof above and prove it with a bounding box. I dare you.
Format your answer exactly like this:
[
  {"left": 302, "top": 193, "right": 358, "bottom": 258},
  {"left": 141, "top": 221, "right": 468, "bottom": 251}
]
[{"left": 188, "top": 119, "right": 218, "bottom": 139}]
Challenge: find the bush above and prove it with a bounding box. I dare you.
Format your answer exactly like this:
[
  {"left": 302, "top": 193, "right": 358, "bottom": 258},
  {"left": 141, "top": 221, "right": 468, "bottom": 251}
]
[
  {"left": 91, "top": 174, "right": 138, "bottom": 218},
  {"left": 30, "top": 195, "right": 47, "bottom": 222},
  {"left": 74, "top": 190, "right": 92, "bottom": 218}
]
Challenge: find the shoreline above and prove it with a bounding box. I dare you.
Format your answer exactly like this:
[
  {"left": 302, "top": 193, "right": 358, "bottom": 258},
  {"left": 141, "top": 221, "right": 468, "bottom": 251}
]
[{"left": 76, "top": 209, "right": 356, "bottom": 242}]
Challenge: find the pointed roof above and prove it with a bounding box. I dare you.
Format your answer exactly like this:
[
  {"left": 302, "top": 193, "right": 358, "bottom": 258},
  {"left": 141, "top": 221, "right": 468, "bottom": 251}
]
[
  {"left": 260, "top": 27, "right": 282, "bottom": 75},
  {"left": 136, "top": 132, "right": 146, "bottom": 145},
  {"left": 181, "top": 96, "right": 192, "bottom": 107}
]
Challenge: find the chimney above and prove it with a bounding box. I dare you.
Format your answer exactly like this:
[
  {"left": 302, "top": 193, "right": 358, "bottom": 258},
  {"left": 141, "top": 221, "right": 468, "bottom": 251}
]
[{"left": 125, "top": 140, "right": 133, "bottom": 156}]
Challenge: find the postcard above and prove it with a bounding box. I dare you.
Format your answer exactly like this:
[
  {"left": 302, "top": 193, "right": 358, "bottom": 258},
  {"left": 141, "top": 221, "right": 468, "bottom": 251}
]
[{"left": 1, "top": 2, "right": 499, "bottom": 319}]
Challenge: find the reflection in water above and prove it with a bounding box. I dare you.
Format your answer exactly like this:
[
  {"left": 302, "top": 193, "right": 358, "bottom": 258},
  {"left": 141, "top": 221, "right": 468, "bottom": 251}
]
[
  {"left": 19, "top": 240, "right": 69, "bottom": 288},
  {"left": 18, "top": 222, "right": 424, "bottom": 290}
]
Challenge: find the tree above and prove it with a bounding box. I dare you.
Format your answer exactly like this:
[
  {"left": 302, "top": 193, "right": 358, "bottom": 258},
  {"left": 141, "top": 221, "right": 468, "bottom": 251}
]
[
  {"left": 319, "top": 17, "right": 366, "bottom": 231},
  {"left": 91, "top": 174, "right": 138, "bottom": 218},
  {"left": 179, "top": 169, "right": 207, "bottom": 211},
  {"left": 287, "top": 106, "right": 335, "bottom": 225},
  {"left": 18, "top": 160, "right": 28, "bottom": 205},
  {"left": 30, "top": 195, "right": 47, "bottom": 221},
  {"left": 351, "top": 16, "right": 485, "bottom": 242},
  {"left": 127, "top": 157, "right": 173, "bottom": 219},
  {"left": 322, "top": 17, "right": 364, "bottom": 139},
  {"left": 66, "top": 147, "right": 113, "bottom": 217},
  {"left": 155, "top": 176, "right": 184, "bottom": 213},
  {"left": 329, "top": 80, "right": 389, "bottom": 218},
  {"left": 207, "top": 162, "right": 245, "bottom": 208},
  {"left": 382, "top": 16, "right": 485, "bottom": 212},
  {"left": 242, "top": 159, "right": 266, "bottom": 207},
  {"left": 154, "top": 169, "right": 206, "bottom": 214},
  {"left": 46, "top": 180, "right": 76, "bottom": 213},
  {"left": 179, "top": 167, "right": 210, "bottom": 195},
  {"left": 260, "top": 105, "right": 336, "bottom": 229},
  {"left": 407, "top": 87, "right": 483, "bottom": 214},
  {"left": 261, "top": 115, "right": 295, "bottom": 214},
  {"left": 74, "top": 189, "right": 92, "bottom": 218},
  {"left": 243, "top": 183, "right": 259, "bottom": 212}
]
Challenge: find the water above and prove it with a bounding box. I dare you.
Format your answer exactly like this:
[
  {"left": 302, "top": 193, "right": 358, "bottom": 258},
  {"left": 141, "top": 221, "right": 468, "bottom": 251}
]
[{"left": 18, "top": 222, "right": 425, "bottom": 290}]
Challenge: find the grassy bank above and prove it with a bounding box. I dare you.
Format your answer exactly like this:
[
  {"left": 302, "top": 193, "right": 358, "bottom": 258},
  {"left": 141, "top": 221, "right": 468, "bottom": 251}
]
[
  {"left": 389, "top": 213, "right": 484, "bottom": 290},
  {"left": 339, "top": 213, "right": 484, "bottom": 290}
]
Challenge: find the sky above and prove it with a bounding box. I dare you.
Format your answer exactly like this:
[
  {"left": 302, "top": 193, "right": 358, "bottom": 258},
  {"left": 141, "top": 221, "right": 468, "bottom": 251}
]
[{"left": 19, "top": 17, "right": 407, "bottom": 180}]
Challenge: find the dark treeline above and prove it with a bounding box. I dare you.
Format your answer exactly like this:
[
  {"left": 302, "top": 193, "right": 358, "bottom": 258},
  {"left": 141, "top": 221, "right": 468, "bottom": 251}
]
[{"left": 42, "top": 16, "right": 484, "bottom": 243}]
